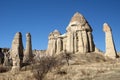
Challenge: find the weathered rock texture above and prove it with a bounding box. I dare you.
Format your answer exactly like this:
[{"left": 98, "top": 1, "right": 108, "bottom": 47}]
[
  {"left": 10, "top": 32, "right": 24, "bottom": 73},
  {"left": 23, "top": 33, "right": 33, "bottom": 63},
  {"left": 0, "top": 48, "right": 12, "bottom": 66},
  {"left": 3, "top": 49, "right": 10, "bottom": 66},
  {"left": 46, "top": 30, "right": 61, "bottom": 56},
  {"left": 103, "top": 23, "right": 118, "bottom": 58},
  {"left": 47, "top": 12, "right": 95, "bottom": 55}
]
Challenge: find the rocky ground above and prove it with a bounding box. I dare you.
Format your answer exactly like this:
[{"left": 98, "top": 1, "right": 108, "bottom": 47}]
[{"left": 0, "top": 52, "right": 120, "bottom": 80}]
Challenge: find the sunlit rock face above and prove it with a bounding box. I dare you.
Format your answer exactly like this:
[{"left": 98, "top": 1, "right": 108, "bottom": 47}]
[
  {"left": 46, "top": 12, "right": 95, "bottom": 56},
  {"left": 23, "top": 33, "right": 33, "bottom": 63},
  {"left": 103, "top": 23, "right": 118, "bottom": 59},
  {"left": 46, "top": 29, "right": 61, "bottom": 56},
  {"left": 10, "top": 32, "right": 24, "bottom": 73}
]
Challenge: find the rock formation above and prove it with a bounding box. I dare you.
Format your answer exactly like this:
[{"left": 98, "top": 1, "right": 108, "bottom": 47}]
[
  {"left": 3, "top": 49, "right": 10, "bottom": 66},
  {"left": 103, "top": 23, "right": 118, "bottom": 59},
  {"left": 0, "top": 48, "right": 10, "bottom": 65},
  {"left": 10, "top": 32, "right": 24, "bottom": 73},
  {"left": 66, "top": 12, "right": 95, "bottom": 53},
  {"left": 23, "top": 33, "right": 33, "bottom": 63},
  {"left": 47, "top": 12, "right": 95, "bottom": 55},
  {"left": 46, "top": 30, "right": 61, "bottom": 56}
]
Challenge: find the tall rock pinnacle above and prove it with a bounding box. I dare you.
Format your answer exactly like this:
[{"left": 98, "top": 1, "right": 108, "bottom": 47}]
[
  {"left": 10, "top": 32, "right": 24, "bottom": 73},
  {"left": 23, "top": 33, "right": 33, "bottom": 63},
  {"left": 103, "top": 23, "right": 118, "bottom": 59}
]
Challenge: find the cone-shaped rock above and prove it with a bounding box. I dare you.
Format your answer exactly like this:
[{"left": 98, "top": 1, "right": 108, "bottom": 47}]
[
  {"left": 66, "top": 12, "right": 92, "bottom": 32},
  {"left": 10, "top": 32, "right": 24, "bottom": 73},
  {"left": 70, "top": 12, "right": 85, "bottom": 23},
  {"left": 66, "top": 12, "right": 95, "bottom": 53},
  {"left": 103, "top": 23, "right": 118, "bottom": 58},
  {"left": 23, "top": 33, "right": 33, "bottom": 63}
]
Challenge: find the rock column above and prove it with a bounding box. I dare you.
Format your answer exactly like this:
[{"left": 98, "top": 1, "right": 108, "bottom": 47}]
[
  {"left": 74, "top": 32, "right": 77, "bottom": 53},
  {"left": 87, "top": 31, "right": 95, "bottom": 52},
  {"left": 82, "top": 30, "right": 88, "bottom": 53},
  {"left": 46, "top": 37, "right": 53, "bottom": 56},
  {"left": 56, "top": 38, "right": 62, "bottom": 54},
  {"left": 52, "top": 39, "right": 57, "bottom": 55},
  {"left": 103, "top": 23, "right": 118, "bottom": 59},
  {"left": 66, "top": 32, "right": 74, "bottom": 53},
  {"left": 10, "top": 32, "right": 23, "bottom": 73},
  {"left": 77, "top": 31, "right": 84, "bottom": 53},
  {"left": 23, "top": 33, "right": 33, "bottom": 63}
]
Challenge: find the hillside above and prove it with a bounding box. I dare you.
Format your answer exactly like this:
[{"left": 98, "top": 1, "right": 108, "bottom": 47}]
[{"left": 0, "top": 52, "right": 120, "bottom": 80}]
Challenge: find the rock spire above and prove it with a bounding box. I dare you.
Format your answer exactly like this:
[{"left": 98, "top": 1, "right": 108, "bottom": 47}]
[
  {"left": 103, "top": 23, "right": 118, "bottom": 58},
  {"left": 23, "top": 33, "right": 33, "bottom": 63},
  {"left": 10, "top": 32, "right": 24, "bottom": 73}
]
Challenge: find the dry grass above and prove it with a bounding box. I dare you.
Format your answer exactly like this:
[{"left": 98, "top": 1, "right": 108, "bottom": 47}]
[
  {"left": 31, "top": 56, "right": 65, "bottom": 80},
  {"left": 0, "top": 52, "right": 120, "bottom": 80},
  {"left": 42, "top": 52, "right": 120, "bottom": 80}
]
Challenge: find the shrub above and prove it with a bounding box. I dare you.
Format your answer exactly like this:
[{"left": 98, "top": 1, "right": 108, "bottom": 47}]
[
  {"left": 57, "top": 70, "right": 67, "bottom": 75},
  {"left": 32, "top": 56, "right": 63, "bottom": 80},
  {"left": 0, "top": 66, "right": 8, "bottom": 73}
]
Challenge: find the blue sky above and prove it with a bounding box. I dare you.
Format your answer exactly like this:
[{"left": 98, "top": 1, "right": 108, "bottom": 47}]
[{"left": 0, "top": 0, "right": 120, "bottom": 52}]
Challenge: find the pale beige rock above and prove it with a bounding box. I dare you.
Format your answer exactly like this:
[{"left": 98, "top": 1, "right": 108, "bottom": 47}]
[
  {"left": 62, "top": 35, "right": 67, "bottom": 51},
  {"left": 56, "top": 38, "right": 62, "bottom": 54},
  {"left": 74, "top": 32, "right": 78, "bottom": 52},
  {"left": 103, "top": 23, "right": 118, "bottom": 58},
  {"left": 66, "top": 12, "right": 95, "bottom": 53},
  {"left": 82, "top": 30, "right": 88, "bottom": 53},
  {"left": 87, "top": 32, "right": 95, "bottom": 52},
  {"left": 46, "top": 29, "right": 61, "bottom": 56},
  {"left": 77, "top": 31, "right": 84, "bottom": 53},
  {"left": 66, "top": 32, "right": 74, "bottom": 53},
  {"left": 47, "top": 12, "right": 95, "bottom": 55},
  {"left": 23, "top": 33, "right": 33, "bottom": 63},
  {"left": 70, "top": 12, "right": 86, "bottom": 26},
  {"left": 52, "top": 39, "right": 56, "bottom": 55},
  {"left": 10, "top": 32, "right": 24, "bottom": 73}
]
